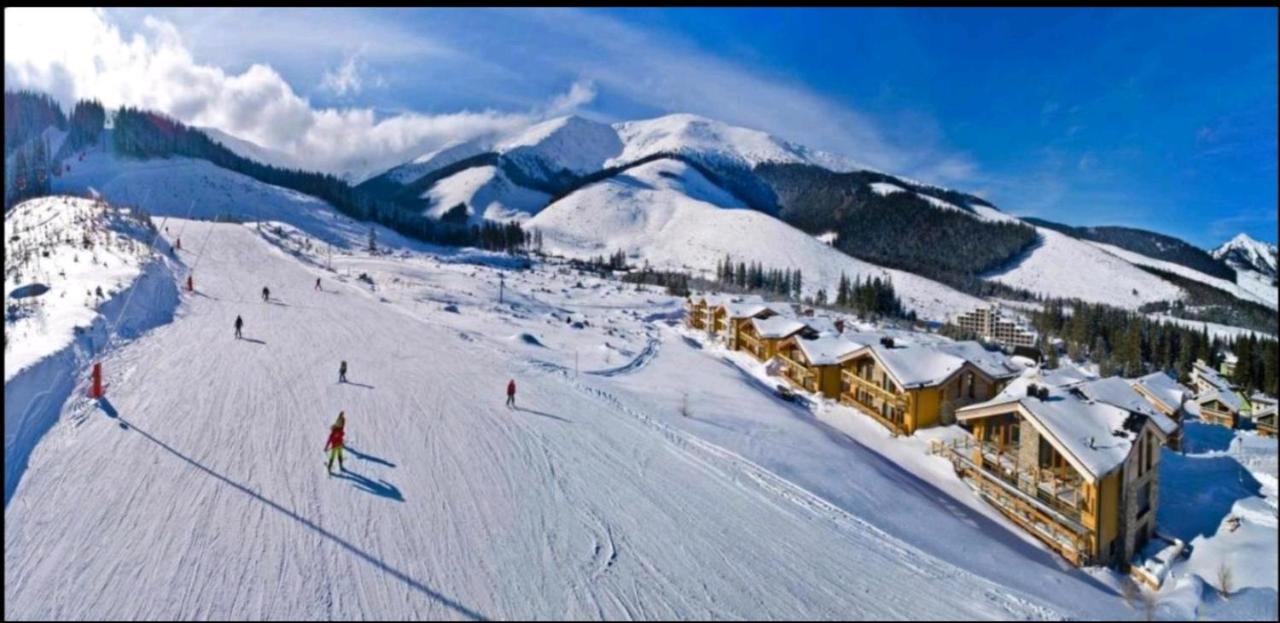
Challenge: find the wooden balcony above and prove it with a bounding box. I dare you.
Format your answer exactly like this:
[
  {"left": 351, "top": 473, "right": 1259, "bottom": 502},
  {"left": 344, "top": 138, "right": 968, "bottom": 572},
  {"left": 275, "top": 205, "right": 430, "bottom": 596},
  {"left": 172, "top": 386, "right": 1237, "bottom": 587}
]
[
  {"left": 839, "top": 370, "right": 908, "bottom": 436},
  {"left": 778, "top": 353, "right": 817, "bottom": 392},
  {"left": 739, "top": 333, "right": 765, "bottom": 360},
  {"left": 841, "top": 370, "right": 907, "bottom": 408},
  {"left": 929, "top": 437, "right": 1093, "bottom": 565}
]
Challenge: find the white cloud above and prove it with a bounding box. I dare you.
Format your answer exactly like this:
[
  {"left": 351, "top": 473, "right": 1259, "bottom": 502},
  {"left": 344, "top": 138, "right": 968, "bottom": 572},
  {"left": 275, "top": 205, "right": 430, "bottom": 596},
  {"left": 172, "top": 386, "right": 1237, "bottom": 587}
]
[
  {"left": 2, "top": 8, "right": 545, "bottom": 180},
  {"left": 320, "top": 52, "right": 365, "bottom": 97},
  {"left": 543, "top": 79, "right": 597, "bottom": 117}
]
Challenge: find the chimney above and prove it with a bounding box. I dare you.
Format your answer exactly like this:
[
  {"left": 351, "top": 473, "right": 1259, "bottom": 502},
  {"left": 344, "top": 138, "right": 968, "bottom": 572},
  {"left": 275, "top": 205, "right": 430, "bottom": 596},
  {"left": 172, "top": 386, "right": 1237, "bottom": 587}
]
[{"left": 1027, "top": 383, "right": 1040, "bottom": 399}]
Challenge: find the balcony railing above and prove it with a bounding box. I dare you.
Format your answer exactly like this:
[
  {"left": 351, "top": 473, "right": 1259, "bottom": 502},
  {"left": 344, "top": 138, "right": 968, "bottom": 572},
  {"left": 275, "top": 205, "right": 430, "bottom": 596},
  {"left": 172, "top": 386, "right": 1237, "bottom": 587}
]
[
  {"left": 841, "top": 370, "right": 907, "bottom": 408},
  {"left": 930, "top": 437, "right": 1093, "bottom": 565},
  {"left": 777, "top": 353, "right": 817, "bottom": 391},
  {"left": 931, "top": 437, "right": 1088, "bottom": 524},
  {"left": 738, "top": 333, "right": 765, "bottom": 359}
]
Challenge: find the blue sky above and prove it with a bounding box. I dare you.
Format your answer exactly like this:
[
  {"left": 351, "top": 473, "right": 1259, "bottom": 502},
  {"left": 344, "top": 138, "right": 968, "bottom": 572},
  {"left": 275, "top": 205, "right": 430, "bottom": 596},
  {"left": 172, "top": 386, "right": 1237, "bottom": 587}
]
[{"left": 5, "top": 8, "right": 1276, "bottom": 247}]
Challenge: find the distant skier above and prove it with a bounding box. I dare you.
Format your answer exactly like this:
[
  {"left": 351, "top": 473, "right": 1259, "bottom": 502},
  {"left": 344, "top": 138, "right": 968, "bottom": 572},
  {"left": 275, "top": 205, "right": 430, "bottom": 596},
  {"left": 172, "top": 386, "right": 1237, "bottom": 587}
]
[
  {"left": 339, "top": 360, "right": 348, "bottom": 384},
  {"left": 506, "top": 379, "right": 517, "bottom": 408},
  {"left": 234, "top": 315, "right": 243, "bottom": 339},
  {"left": 262, "top": 286, "right": 270, "bottom": 302},
  {"left": 325, "top": 412, "right": 346, "bottom": 474},
  {"left": 186, "top": 275, "right": 194, "bottom": 292},
  {"left": 314, "top": 277, "right": 322, "bottom": 291},
  {"left": 176, "top": 237, "right": 182, "bottom": 251}
]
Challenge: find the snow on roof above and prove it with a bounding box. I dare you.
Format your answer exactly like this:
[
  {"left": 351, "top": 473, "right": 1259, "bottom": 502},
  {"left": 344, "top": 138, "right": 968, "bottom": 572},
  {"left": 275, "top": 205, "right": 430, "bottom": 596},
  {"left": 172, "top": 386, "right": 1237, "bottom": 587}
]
[
  {"left": 933, "top": 341, "right": 1022, "bottom": 379},
  {"left": 796, "top": 336, "right": 865, "bottom": 366},
  {"left": 1193, "top": 361, "right": 1233, "bottom": 394},
  {"left": 1131, "top": 372, "right": 1190, "bottom": 414},
  {"left": 1199, "top": 387, "right": 1243, "bottom": 413},
  {"left": 800, "top": 316, "right": 841, "bottom": 337},
  {"left": 752, "top": 316, "right": 809, "bottom": 339},
  {"left": 1038, "top": 364, "right": 1099, "bottom": 388},
  {"left": 725, "top": 302, "right": 773, "bottom": 319},
  {"left": 959, "top": 375, "right": 1147, "bottom": 481},
  {"left": 871, "top": 344, "right": 968, "bottom": 389},
  {"left": 1075, "top": 377, "right": 1178, "bottom": 437}
]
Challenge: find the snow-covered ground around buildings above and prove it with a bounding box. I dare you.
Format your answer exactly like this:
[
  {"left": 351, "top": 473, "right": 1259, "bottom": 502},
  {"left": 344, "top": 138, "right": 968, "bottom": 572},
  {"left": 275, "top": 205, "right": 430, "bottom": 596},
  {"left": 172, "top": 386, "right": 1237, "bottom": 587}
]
[
  {"left": 6, "top": 191, "right": 1275, "bottom": 619},
  {"left": 1150, "top": 422, "right": 1278, "bottom": 620}
]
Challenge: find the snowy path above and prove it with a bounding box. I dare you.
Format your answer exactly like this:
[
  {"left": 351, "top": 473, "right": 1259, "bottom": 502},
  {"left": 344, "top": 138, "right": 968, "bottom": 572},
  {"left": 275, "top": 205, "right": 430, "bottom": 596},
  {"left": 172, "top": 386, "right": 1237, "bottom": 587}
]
[{"left": 10, "top": 222, "right": 1082, "bottom": 619}]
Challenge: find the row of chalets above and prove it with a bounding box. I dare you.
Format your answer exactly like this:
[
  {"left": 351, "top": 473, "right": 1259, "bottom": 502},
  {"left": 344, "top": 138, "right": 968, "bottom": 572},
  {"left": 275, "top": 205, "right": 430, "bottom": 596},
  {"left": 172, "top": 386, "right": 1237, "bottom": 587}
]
[{"left": 682, "top": 292, "right": 1250, "bottom": 588}]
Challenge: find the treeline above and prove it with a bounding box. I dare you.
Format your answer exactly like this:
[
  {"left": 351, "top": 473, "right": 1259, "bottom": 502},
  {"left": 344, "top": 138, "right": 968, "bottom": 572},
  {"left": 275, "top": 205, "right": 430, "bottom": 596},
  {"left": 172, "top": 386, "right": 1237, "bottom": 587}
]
[
  {"left": 5, "top": 90, "right": 65, "bottom": 155},
  {"left": 755, "top": 163, "right": 1041, "bottom": 298},
  {"left": 5, "top": 132, "right": 54, "bottom": 207},
  {"left": 107, "top": 106, "right": 530, "bottom": 252},
  {"left": 621, "top": 263, "right": 691, "bottom": 297},
  {"left": 715, "top": 254, "right": 803, "bottom": 299},
  {"left": 1024, "top": 217, "right": 1236, "bottom": 282},
  {"left": 831, "top": 272, "right": 910, "bottom": 320},
  {"left": 1135, "top": 265, "right": 1277, "bottom": 335},
  {"left": 63, "top": 99, "right": 106, "bottom": 156},
  {"left": 1030, "top": 298, "right": 1278, "bottom": 395}
]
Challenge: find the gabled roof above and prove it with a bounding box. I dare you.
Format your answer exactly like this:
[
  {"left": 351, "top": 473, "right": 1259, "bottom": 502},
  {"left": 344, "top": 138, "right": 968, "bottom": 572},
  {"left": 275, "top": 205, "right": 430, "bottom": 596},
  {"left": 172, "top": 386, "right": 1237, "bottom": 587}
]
[
  {"left": 958, "top": 375, "right": 1160, "bottom": 482},
  {"left": 751, "top": 316, "right": 809, "bottom": 339},
  {"left": 869, "top": 344, "right": 969, "bottom": 389},
  {"left": 795, "top": 336, "right": 865, "bottom": 366},
  {"left": 724, "top": 302, "right": 773, "bottom": 319},
  {"left": 1131, "top": 371, "right": 1191, "bottom": 415},
  {"left": 800, "top": 316, "right": 841, "bottom": 337},
  {"left": 933, "top": 341, "right": 1022, "bottom": 380},
  {"left": 1198, "top": 387, "right": 1243, "bottom": 413},
  {"left": 1075, "top": 377, "right": 1178, "bottom": 438}
]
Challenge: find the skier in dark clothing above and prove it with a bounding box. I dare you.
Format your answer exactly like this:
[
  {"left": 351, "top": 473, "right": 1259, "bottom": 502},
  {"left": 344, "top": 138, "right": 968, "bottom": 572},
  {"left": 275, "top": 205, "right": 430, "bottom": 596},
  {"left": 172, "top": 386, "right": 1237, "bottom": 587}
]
[
  {"left": 339, "top": 360, "right": 348, "bottom": 383},
  {"left": 262, "top": 286, "right": 270, "bottom": 302},
  {"left": 234, "top": 315, "right": 243, "bottom": 339},
  {"left": 506, "top": 379, "right": 517, "bottom": 408},
  {"left": 314, "top": 278, "right": 322, "bottom": 291}
]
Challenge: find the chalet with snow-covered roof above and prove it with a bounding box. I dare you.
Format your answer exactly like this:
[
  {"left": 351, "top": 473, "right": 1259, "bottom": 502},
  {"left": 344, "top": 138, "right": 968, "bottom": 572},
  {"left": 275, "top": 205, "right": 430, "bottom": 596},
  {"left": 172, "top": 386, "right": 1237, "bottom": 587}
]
[
  {"left": 1190, "top": 361, "right": 1243, "bottom": 428},
  {"left": 836, "top": 338, "right": 1022, "bottom": 436},
  {"left": 941, "top": 375, "right": 1172, "bottom": 567},
  {"left": 722, "top": 302, "right": 776, "bottom": 350},
  {"left": 775, "top": 335, "right": 865, "bottom": 398},
  {"left": 738, "top": 315, "right": 817, "bottom": 362},
  {"left": 1130, "top": 372, "right": 1192, "bottom": 450}
]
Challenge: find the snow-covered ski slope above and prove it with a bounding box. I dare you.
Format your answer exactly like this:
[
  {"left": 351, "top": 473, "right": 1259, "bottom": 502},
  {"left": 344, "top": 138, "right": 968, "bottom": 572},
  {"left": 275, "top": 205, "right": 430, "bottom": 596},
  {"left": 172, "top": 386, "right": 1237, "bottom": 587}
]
[
  {"left": 529, "top": 158, "right": 985, "bottom": 321},
  {"left": 1088, "top": 241, "right": 1277, "bottom": 311},
  {"left": 985, "top": 225, "right": 1186, "bottom": 309},
  {"left": 8, "top": 217, "right": 1147, "bottom": 620}
]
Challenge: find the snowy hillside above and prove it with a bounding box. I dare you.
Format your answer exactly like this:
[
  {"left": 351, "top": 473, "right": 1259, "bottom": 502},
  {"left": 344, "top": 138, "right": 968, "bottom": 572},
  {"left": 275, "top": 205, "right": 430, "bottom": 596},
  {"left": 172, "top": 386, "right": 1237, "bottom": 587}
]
[
  {"left": 199, "top": 126, "right": 304, "bottom": 172},
  {"left": 6, "top": 197, "right": 1273, "bottom": 619},
  {"left": 4, "top": 196, "right": 158, "bottom": 382},
  {"left": 529, "top": 158, "right": 985, "bottom": 321},
  {"left": 383, "top": 139, "right": 490, "bottom": 185},
  {"left": 421, "top": 165, "right": 550, "bottom": 224},
  {"left": 1090, "top": 241, "right": 1277, "bottom": 310},
  {"left": 985, "top": 225, "right": 1186, "bottom": 309}
]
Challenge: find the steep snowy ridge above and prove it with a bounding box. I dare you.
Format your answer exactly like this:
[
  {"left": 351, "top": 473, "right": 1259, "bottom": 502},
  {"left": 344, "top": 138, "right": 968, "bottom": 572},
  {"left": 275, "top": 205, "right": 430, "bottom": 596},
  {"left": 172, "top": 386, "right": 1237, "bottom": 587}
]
[
  {"left": 610, "top": 113, "right": 826, "bottom": 171},
  {"left": 199, "top": 127, "right": 303, "bottom": 173},
  {"left": 1214, "top": 233, "right": 1278, "bottom": 279},
  {"left": 498, "top": 115, "right": 623, "bottom": 177},
  {"left": 529, "top": 158, "right": 985, "bottom": 321},
  {"left": 420, "top": 165, "right": 550, "bottom": 224}
]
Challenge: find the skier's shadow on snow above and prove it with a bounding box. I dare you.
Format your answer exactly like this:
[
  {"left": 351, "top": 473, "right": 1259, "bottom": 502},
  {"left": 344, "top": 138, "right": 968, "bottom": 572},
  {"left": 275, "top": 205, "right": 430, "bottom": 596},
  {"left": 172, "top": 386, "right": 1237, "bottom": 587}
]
[
  {"left": 334, "top": 468, "right": 404, "bottom": 502},
  {"left": 515, "top": 407, "right": 570, "bottom": 423},
  {"left": 97, "top": 398, "right": 128, "bottom": 430},
  {"left": 267, "top": 300, "right": 289, "bottom": 307},
  {"left": 110, "top": 416, "right": 486, "bottom": 619},
  {"left": 346, "top": 446, "right": 396, "bottom": 468},
  {"left": 240, "top": 337, "right": 267, "bottom": 345},
  {"left": 342, "top": 381, "right": 375, "bottom": 390}
]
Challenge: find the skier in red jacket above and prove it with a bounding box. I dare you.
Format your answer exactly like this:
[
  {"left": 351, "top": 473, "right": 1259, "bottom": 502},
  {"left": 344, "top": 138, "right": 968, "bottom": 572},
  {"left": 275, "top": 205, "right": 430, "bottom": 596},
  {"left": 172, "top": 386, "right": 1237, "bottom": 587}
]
[
  {"left": 325, "top": 412, "right": 346, "bottom": 474},
  {"left": 506, "top": 379, "right": 517, "bottom": 408}
]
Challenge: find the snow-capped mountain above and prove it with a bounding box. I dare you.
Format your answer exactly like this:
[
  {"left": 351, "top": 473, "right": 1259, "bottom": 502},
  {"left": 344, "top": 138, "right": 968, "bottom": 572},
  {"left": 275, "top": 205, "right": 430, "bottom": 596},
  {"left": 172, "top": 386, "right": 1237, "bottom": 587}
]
[
  {"left": 608, "top": 113, "right": 857, "bottom": 172},
  {"left": 380, "top": 138, "right": 491, "bottom": 186},
  {"left": 1214, "top": 233, "right": 1278, "bottom": 279},
  {"left": 528, "top": 157, "right": 985, "bottom": 320}
]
